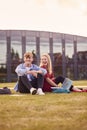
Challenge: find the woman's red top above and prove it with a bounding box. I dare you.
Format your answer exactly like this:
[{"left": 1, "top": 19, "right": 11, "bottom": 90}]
[{"left": 41, "top": 65, "right": 55, "bottom": 92}]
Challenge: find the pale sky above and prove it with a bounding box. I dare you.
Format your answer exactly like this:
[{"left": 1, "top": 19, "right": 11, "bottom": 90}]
[{"left": 0, "top": 0, "right": 87, "bottom": 36}]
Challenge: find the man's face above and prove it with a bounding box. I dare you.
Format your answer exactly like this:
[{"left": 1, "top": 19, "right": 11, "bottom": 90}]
[{"left": 24, "top": 57, "right": 33, "bottom": 66}]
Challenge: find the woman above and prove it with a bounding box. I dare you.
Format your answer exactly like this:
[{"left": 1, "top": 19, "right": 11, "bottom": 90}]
[{"left": 40, "top": 53, "right": 86, "bottom": 93}]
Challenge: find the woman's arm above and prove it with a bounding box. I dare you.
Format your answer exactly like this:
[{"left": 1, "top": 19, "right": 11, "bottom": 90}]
[{"left": 46, "top": 77, "right": 58, "bottom": 87}]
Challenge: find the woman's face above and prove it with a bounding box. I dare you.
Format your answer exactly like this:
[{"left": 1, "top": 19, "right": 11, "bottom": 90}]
[{"left": 41, "top": 56, "right": 48, "bottom": 66}]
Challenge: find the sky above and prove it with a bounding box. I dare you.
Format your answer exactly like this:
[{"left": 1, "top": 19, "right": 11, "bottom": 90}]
[{"left": 0, "top": 0, "right": 87, "bottom": 36}]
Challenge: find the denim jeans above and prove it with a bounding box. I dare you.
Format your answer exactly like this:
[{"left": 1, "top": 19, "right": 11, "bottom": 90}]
[{"left": 18, "top": 73, "right": 44, "bottom": 93}]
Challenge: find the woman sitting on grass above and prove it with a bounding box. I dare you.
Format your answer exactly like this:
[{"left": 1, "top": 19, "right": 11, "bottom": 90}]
[{"left": 40, "top": 53, "right": 87, "bottom": 93}]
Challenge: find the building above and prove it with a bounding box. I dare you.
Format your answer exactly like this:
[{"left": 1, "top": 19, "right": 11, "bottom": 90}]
[{"left": 0, "top": 30, "right": 87, "bottom": 82}]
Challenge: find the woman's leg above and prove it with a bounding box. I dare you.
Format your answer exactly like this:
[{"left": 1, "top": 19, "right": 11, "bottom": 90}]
[
  {"left": 69, "top": 85, "right": 74, "bottom": 91},
  {"left": 55, "top": 76, "right": 72, "bottom": 90},
  {"left": 55, "top": 76, "right": 65, "bottom": 84},
  {"left": 71, "top": 85, "right": 83, "bottom": 92}
]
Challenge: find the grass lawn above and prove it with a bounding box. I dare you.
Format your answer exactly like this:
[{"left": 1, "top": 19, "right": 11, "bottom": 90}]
[{"left": 0, "top": 80, "right": 87, "bottom": 130}]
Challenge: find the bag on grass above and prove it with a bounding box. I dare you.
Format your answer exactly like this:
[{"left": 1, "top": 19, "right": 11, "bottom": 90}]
[
  {"left": 0, "top": 87, "right": 11, "bottom": 94},
  {"left": 51, "top": 87, "right": 70, "bottom": 93}
]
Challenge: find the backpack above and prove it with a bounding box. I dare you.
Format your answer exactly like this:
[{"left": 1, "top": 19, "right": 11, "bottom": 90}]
[{"left": 0, "top": 87, "right": 11, "bottom": 94}]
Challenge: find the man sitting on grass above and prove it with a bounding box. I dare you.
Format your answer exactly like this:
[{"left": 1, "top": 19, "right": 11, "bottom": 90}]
[{"left": 15, "top": 52, "right": 47, "bottom": 95}]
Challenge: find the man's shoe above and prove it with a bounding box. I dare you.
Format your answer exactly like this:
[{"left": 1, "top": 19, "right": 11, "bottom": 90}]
[
  {"left": 30, "top": 88, "right": 37, "bottom": 95},
  {"left": 37, "top": 88, "right": 45, "bottom": 95}
]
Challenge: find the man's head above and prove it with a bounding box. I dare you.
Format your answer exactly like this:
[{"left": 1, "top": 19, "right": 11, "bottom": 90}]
[{"left": 24, "top": 52, "right": 33, "bottom": 66}]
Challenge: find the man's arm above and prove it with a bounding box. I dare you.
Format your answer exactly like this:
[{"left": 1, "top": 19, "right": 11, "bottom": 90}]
[
  {"left": 30, "top": 65, "right": 47, "bottom": 75},
  {"left": 26, "top": 68, "right": 47, "bottom": 78},
  {"left": 15, "top": 64, "right": 27, "bottom": 76},
  {"left": 38, "top": 68, "right": 47, "bottom": 75}
]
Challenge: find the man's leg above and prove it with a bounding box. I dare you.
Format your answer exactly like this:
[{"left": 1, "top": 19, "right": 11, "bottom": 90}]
[
  {"left": 18, "top": 75, "right": 37, "bottom": 94},
  {"left": 30, "top": 73, "right": 44, "bottom": 89},
  {"left": 18, "top": 76, "right": 30, "bottom": 93},
  {"left": 36, "top": 73, "right": 45, "bottom": 95},
  {"left": 37, "top": 73, "right": 44, "bottom": 88}
]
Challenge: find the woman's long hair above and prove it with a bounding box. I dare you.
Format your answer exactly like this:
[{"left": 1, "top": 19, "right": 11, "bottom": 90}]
[{"left": 40, "top": 53, "right": 52, "bottom": 74}]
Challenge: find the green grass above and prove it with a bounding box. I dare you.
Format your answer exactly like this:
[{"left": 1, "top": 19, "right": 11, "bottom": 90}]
[
  {"left": 73, "top": 80, "right": 87, "bottom": 86},
  {"left": 0, "top": 81, "right": 87, "bottom": 130},
  {"left": 0, "top": 80, "right": 87, "bottom": 88}
]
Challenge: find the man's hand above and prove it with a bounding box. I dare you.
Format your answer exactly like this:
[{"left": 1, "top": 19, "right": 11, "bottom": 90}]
[
  {"left": 31, "top": 70, "right": 38, "bottom": 77},
  {"left": 27, "top": 70, "right": 38, "bottom": 77}
]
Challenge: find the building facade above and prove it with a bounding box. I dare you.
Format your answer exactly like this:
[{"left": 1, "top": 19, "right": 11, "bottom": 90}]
[{"left": 0, "top": 30, "right": 87, "bottom": 82}]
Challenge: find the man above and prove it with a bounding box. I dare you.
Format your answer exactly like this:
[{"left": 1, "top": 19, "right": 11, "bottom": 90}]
[{"left": 14, "top": 52, "right": 47, "bottom": 95}]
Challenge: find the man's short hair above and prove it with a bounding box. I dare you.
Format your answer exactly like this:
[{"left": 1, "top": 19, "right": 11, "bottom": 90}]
[{"left": 24, "top": 52, "right": 33, "bottom": 58}]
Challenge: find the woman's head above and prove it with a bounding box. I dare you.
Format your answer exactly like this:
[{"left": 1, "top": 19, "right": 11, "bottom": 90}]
[{"left": 40, "top": 53, "right": 52, "bottom": 74}]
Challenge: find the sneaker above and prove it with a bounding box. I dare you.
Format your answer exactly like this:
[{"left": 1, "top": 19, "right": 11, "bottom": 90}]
[
  {"left": 30, "top": 88, "right": 37, "bottom": 95},
  {"left": 37, "top": 88, "right": 45, "bottom": 95}
]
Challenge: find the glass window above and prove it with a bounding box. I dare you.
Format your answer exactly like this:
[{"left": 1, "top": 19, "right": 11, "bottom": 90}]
[
  {"left": 53, "top": 41, "right": 62, "bottom": 76},
  {"left": 11, "top": 37, "right": 22, "bottom": 81},
  {"left": 65, "top": 42, "right": 74, "bottom": 79},
  {"left": 26, "top": 36, "right": 36, "bottom": 64},
  {"left": 40, "top": 38, "right": 49, "bottom": 55},
  {"left": 0, "top": 40, "right": 7, "bottom": 64},
  {"left": 0, "top": 40, "right": 7, "bottom": 82},
  {"left": 77, "top": 42, "right": 87, "bottom": 79}
]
